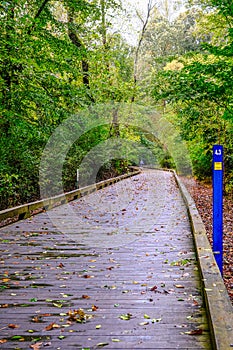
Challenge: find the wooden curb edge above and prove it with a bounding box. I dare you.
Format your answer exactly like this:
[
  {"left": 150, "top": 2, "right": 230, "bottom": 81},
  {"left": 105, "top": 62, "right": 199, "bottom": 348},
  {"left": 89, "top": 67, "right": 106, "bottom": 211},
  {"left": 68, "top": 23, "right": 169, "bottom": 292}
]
[{"left": 174, "top": 172, "right": 233, "bottom": 350}]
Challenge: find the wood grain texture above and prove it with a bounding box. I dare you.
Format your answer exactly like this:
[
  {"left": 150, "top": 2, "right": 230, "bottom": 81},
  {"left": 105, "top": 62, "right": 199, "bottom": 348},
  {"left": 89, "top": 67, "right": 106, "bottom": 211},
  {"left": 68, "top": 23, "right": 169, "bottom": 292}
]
[{"left": 0, "top": 170, "right": 212, "bottom": 349}]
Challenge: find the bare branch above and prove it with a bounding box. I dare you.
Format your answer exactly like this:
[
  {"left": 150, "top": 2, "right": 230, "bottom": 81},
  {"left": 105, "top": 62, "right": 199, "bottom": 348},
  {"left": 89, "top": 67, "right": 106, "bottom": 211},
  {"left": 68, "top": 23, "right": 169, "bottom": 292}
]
[
  {"left": 132, "top": 0, "right": 157, "bottom": 101},
  {"left": 136, "top": 9, "right": 145, "bottom": 25}
]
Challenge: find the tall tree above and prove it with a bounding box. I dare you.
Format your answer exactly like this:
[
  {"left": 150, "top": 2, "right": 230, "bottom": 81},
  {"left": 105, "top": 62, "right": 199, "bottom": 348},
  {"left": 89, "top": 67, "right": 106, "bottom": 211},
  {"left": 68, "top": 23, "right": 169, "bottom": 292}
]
[
  {"left": 0, "top": 0, "right": 137, "bottom": 208},
  {"left": 150, "top": 0, "right": 233, "bottom": 187},
  {"left": 131, "top": 0, "right": 156, "bottom": 102}
]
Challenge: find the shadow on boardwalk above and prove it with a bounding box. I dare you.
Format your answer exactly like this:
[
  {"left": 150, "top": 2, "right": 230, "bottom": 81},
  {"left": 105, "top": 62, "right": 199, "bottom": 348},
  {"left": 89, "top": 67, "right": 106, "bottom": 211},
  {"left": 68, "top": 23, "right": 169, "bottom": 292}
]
[{"left": 0, "top": 170, "right": 212, "bottom": 349}]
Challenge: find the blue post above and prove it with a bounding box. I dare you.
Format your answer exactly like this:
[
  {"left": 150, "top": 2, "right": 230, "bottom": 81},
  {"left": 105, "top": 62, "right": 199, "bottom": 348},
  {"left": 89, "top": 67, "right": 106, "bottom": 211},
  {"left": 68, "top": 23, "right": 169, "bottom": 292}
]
[{"left": 212, "top": 145, "right": 224, "bottom": 275}]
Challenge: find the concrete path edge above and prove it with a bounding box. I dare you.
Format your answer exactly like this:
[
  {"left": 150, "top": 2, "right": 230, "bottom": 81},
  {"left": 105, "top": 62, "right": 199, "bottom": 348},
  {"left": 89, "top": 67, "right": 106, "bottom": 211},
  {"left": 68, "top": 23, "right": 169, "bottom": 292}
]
[{"left": 174, "top": 172, "right": 233, "bottom": 350}]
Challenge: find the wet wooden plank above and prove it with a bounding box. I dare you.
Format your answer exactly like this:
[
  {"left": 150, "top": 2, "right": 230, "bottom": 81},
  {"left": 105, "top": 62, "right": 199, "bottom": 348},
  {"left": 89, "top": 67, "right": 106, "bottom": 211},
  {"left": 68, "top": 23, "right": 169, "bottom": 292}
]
[{"left": 0, "top": 170, "right": 212, "bottom": 349}]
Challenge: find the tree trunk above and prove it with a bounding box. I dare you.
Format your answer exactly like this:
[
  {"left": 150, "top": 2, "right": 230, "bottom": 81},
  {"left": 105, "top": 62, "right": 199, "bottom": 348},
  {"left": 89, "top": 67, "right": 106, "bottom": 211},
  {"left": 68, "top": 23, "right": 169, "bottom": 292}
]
[
  {"left": 67, "top": 8, "right": 94, "bottom": 101},
  {"left": 131, "top": 0, "right": 155, "bottom": 102},
  {"left": 110, "top": 105, "right": 120, "bottom": 137}
]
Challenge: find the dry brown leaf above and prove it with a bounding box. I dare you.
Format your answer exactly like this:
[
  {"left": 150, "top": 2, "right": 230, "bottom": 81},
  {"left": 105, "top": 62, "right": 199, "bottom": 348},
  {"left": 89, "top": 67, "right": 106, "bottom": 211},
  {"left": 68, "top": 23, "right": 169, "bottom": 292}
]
[
  {"left": 82, "top": 274, "right": 93, "bottom": 279},
  {"left": 186, "top": 329, "right": 203, "bottom": 335},
  {"left": 82, "top": 294, "right": 90, "bottom": 299},
  {"left": 175, "top": 284, "right": 185, "bottom": 289},
  {"left": 32, "top": 316, "right": 41, "bottom": 323},
  {"left": 30, "top": 342, "right": 43, "bottom": 350},
  {"left": 150, "top": 286, "right": 157, "bottom": 292},
  {"left": 41, "top": 313, "right": 52, "bottom": 317},
  {"left": 8, "top": 324, "right": 19, "bottom": 329},
  {"left": 45, "top": 322, "right": 60, "bottom": 331}
]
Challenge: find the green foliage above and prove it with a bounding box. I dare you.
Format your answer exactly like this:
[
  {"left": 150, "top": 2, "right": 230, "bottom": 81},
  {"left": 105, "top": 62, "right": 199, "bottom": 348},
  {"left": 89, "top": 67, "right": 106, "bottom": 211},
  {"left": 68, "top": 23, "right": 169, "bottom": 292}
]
[
  {"left": 4, "top": 0, "right": 233, "bottom": 210},
  {"left": 149, "top": 0, "right": 233, "bottom": 190},
  {"left": 0, "top": 0, "right": 140, "bottom": 209},
  {"left": 159, "top": 151, "right": 176, "bottom": 169}
]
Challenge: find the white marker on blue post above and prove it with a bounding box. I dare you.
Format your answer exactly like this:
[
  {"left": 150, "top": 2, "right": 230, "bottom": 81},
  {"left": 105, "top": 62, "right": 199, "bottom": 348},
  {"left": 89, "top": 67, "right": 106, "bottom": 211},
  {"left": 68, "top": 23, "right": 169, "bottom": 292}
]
[{"left": 213, "top": 145, "right": 224, "bottom": 275}]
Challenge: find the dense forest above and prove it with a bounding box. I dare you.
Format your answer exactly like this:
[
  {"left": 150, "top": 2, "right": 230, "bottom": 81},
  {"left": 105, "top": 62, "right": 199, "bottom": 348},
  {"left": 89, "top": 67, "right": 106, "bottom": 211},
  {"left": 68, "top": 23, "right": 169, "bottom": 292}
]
[{"left": 0, "top": 0, "right": 233, "bottom": 209}]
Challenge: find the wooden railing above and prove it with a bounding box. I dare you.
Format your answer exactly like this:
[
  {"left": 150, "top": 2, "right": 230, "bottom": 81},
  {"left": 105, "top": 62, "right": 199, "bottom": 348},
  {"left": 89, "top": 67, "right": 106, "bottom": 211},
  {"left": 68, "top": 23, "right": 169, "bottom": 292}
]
[{"left": 0, "top": 169, "right": 140, "bottom": 224}]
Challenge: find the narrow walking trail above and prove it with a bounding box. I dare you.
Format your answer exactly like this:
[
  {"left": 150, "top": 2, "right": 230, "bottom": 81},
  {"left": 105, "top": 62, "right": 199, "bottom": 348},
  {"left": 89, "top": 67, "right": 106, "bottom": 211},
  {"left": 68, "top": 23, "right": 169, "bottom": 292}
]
[{"left": 0, "top": 170, "right": 211, "bottom": 349}]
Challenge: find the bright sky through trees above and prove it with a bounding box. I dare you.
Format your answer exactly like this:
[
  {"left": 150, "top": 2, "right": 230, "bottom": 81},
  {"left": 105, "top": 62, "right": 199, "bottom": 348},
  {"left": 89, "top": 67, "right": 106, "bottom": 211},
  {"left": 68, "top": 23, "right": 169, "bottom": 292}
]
[{"left": 114, "top": 0, "right": 187, "bottom": 45}]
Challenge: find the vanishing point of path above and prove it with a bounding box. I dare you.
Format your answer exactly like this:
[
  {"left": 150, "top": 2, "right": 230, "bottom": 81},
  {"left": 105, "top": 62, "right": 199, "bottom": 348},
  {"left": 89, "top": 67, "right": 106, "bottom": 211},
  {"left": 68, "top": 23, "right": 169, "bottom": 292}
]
[{"left": 0, "top": 170, "right": 212, "bottom": 349}]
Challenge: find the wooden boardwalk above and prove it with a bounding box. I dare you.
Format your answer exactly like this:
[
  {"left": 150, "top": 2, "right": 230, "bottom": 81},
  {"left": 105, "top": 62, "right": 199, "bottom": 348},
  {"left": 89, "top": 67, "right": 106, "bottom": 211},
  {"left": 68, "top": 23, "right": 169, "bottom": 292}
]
[{"left": 0, "top": 170, "right": 212, "bottom": 349}]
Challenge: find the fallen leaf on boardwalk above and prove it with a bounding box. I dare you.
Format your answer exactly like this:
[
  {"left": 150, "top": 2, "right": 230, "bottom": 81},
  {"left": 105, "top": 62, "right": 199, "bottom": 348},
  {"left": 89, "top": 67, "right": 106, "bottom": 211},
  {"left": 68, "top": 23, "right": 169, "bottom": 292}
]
[
  {"left": 30, "top": 298, "right": 38, "bottom": 302},
  {"left": 41, "top": 313, "right": 52, "bottom": 317},
  {"left": 119, "top": 313, "right": 132, "bottom": 320},
  {"left": 0, "top": 304, "right": 9, "bottom": 308},
  {"left": 45, "top": 323, "right": 60, "bottom": 331},
  {"left": 144, "top": 314, "right": 150, "bottom": 319},
  {"left": 97, "top": 342, "right": 109, "bottom": 347},
  {"left": 0, "top": 339, "right": 7, "bottom": 344},
  {"left": 150, "top": 286, "right": 157, "bottom": 291},
  {"left": 96, "top": 324, "right": 102, "bottom": 329},
  {"left": 8, "top": 324, "right": 19, "bottom": 329},
  {"left": 82, "top": 295, "right": 90, "bottom": 299},
  {"left": 139, "top": 322, "right": 149, "bottom": 326},
  {"left": 62, "top": 323, "right": 71, "bottom": 328},
  {"left": 32, "top": 316, "right": 41, "bottom": 323},
  {"left": 112, "top": 339, "right": 121, "bottom": 342},
  {"left": 92, "top": 305, "right": 98, "bottom": 311},
  {"left": 52, "top": 302, "right": 63, "bottom": 308},
  {"left": 185, "top": 329, "right": 203, "bottom": 335},
  {"left": 58, "top": 263, "right": 65, "bottom": 268},
  {"left": 67, "top": 309, "right": 92, "bottom": 322},
  {"left": 2, "top": 278, "right": 10, "bottom": 283},
  {"left": 152, "top": 318, "right": 162, "bottom": 323},
  {"left": 11, "top": 336, "right": 24, "bottom": 341},
  {"left": 82, "top": 274, "right": 94, "bottom": 279},
  {"left": 30, "top": 342, "right": 43, "bottom": 350},
  {"left": 175, "top": 284, "right": 185, "bottom": 289}
]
